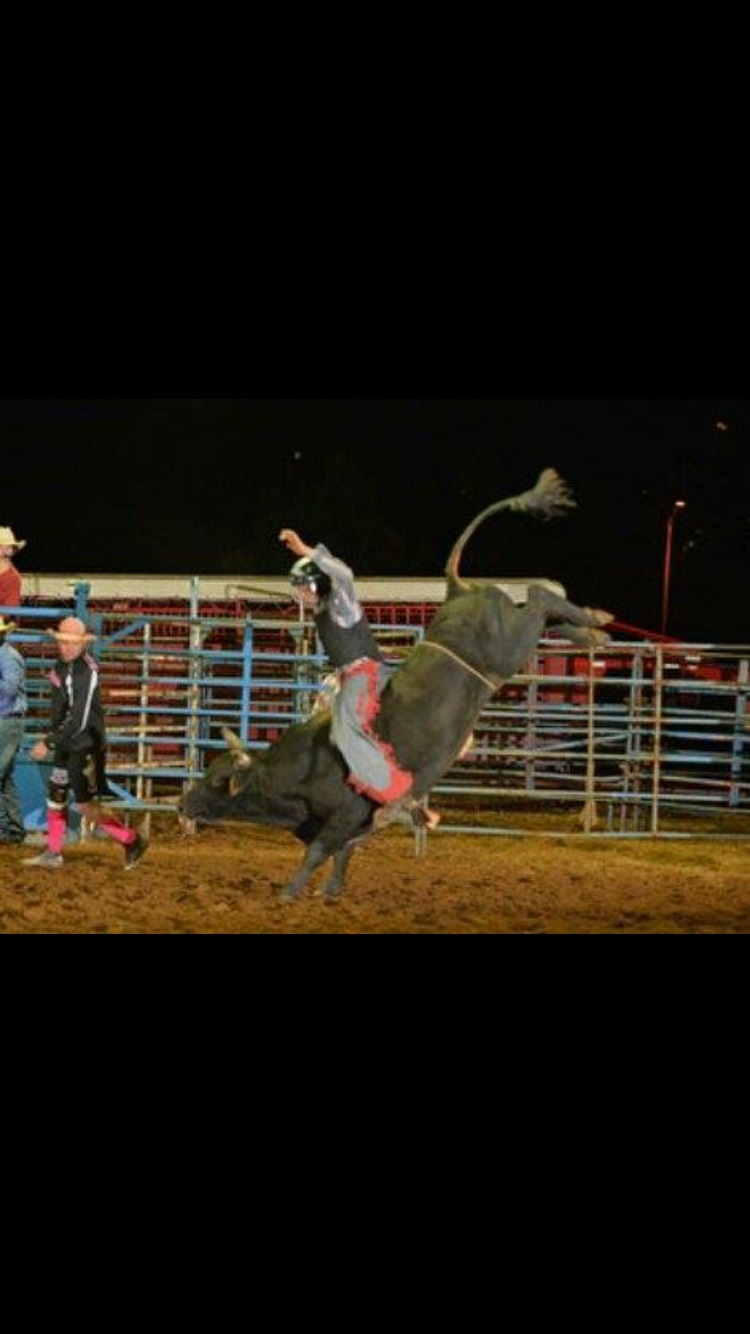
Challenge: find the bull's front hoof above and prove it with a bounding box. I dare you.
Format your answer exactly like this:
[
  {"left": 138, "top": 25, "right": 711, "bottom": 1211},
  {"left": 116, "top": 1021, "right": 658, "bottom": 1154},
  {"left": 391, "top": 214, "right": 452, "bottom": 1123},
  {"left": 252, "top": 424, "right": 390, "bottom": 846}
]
[{"left": 318, "top": 885, "right": 343, "bottom": 903}]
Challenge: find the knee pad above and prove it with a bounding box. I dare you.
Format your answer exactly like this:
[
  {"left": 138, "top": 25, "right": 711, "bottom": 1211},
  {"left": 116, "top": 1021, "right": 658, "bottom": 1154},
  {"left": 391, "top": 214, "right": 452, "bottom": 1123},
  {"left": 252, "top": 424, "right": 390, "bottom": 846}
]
[{"left": 48, "top": 766, "right": 70, "bottom": 809}]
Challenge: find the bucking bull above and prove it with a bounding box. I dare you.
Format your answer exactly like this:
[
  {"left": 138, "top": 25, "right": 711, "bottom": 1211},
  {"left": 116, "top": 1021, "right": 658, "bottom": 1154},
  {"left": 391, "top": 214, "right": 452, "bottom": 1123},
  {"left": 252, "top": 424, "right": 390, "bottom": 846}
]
[{"left": 181, "top": 470, "right": 612, "bottom": 900}]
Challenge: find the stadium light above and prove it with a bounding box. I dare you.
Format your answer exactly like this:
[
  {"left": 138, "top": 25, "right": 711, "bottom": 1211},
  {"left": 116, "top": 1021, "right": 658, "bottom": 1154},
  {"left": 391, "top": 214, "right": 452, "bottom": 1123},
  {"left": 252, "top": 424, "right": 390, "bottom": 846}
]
[{"left": 661, "top": 500, "right": 687, "bottom": 637}]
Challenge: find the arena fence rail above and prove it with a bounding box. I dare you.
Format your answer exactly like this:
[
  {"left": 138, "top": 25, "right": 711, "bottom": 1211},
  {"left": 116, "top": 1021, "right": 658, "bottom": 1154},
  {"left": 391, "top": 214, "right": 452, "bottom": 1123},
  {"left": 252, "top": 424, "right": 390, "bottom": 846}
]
[{"left": 4, "top": 583, "right": 749, "bottom": 842}]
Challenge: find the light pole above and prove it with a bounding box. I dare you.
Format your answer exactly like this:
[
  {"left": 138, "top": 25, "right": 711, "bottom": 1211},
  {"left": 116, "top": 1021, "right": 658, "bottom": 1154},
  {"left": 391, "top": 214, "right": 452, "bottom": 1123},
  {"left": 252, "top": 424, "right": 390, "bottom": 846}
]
[{"left": 661, "top": 500, "right": 687, "bottom": 637}]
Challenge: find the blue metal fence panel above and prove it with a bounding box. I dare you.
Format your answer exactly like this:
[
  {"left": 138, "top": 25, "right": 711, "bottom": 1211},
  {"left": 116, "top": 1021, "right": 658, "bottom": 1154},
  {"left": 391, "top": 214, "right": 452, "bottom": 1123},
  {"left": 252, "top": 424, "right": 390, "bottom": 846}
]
[{"left": 6, "top": 585, "right": 750, "bottom": 836}]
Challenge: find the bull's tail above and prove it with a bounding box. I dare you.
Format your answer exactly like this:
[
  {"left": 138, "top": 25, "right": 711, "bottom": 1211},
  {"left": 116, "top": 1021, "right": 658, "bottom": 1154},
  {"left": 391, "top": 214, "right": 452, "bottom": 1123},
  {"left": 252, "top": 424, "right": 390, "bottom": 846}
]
[{"left": 446, "top": 468, "right": 576, "bottom": 594}]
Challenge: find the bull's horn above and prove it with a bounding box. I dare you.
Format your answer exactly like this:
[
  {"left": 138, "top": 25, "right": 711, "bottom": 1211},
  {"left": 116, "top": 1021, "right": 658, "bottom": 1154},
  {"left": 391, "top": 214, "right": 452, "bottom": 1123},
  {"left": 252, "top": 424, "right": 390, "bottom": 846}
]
[
  {"left": 222, "top": 727, "right": 246, "bottom": 751},
  {"left": 222, "top": 727, "right": 254, "bottom": 770}
]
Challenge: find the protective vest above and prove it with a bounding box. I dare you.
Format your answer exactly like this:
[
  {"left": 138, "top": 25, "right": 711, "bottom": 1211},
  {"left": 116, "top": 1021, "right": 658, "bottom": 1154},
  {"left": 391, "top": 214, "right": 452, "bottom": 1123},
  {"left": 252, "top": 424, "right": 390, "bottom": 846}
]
[{"left": 314, "top": 607, "right": 384, "bottom": 669}]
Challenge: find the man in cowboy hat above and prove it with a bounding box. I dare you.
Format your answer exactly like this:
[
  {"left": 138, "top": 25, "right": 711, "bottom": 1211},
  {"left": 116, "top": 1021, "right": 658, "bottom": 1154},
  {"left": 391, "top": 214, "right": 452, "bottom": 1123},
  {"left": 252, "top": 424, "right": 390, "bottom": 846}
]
[
  {"left": 0, "top": 527, "right": 26, "bottom": 612},
  {"left": 23, "top": 617, "right": 148, "bottom": 871},
  {"left": 0, "top": 616, "right": 27, "bottom": 845}
]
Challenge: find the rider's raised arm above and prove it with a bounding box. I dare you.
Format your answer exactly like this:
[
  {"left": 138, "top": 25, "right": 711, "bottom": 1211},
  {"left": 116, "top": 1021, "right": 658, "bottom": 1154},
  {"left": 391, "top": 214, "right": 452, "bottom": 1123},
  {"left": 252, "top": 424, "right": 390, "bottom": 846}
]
[{"left": 313, "top": 544, "right": 362, "bottom": 628}]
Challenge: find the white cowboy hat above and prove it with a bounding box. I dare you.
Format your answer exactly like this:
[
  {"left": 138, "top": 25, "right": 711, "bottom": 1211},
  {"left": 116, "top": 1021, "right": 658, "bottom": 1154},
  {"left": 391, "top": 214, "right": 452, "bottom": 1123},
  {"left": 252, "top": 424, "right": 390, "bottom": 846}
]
[
  {"left": 0, "top": 617, "right": 17, "bottom": 635},
  {"left": 0, "top": 527, "right": 26, "bottom": 551},
  {"left": 47, "top": 617, "right": 97, "bottom": 645}
]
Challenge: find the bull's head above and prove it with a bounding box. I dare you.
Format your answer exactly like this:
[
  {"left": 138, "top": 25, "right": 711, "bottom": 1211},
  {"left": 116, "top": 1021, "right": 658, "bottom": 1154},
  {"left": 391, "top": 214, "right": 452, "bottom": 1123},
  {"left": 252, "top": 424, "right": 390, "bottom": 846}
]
[{"left": 180, "top": 728, "right": 256, "bottom": 820}]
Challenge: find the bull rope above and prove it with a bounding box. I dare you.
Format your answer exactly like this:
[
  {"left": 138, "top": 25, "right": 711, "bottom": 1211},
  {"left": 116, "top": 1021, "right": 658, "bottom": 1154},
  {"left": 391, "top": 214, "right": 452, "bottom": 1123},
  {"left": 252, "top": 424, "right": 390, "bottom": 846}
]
[{"left": 421, "top": 641, "right": 499, "bottom": 693}]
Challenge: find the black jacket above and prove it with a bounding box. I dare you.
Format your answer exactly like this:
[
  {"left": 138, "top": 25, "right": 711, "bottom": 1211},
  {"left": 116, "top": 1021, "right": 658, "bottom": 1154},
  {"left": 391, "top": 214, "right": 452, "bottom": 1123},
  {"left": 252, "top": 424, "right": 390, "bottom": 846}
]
[{"left": 47, "top": 654, "right": 106, "bottom": 755}]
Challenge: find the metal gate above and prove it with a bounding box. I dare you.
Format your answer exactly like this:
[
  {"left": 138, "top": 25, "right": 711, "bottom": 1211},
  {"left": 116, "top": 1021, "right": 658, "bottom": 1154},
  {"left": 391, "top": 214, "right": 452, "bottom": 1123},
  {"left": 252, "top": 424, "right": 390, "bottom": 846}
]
[{"left": 8, "top": 584, "right": 750, "bottom": 838}]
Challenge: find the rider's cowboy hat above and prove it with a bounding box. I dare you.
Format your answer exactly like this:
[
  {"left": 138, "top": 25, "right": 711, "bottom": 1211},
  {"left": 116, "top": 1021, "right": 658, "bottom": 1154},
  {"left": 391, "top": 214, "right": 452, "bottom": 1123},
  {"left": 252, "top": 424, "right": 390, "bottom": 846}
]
[
  {"left": 0, "top": 527, "right": 26, "bottom": 551},
  {"left": 0, "top": 617, "right": 17, "bottom": 635}
]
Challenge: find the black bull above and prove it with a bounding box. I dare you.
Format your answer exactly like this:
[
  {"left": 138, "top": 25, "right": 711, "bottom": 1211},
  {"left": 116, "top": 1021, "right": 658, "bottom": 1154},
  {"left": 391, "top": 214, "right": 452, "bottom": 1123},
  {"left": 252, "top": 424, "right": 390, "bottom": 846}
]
[{"left": 181, "top": 470, "right": 612, "bottom": 900}]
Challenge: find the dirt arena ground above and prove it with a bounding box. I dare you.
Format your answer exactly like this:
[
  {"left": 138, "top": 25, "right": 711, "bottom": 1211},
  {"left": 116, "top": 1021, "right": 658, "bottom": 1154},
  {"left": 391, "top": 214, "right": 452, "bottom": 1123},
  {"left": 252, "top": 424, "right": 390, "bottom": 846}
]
[{"left": 2, "top": 811, "right": 750, "bottom": 934}]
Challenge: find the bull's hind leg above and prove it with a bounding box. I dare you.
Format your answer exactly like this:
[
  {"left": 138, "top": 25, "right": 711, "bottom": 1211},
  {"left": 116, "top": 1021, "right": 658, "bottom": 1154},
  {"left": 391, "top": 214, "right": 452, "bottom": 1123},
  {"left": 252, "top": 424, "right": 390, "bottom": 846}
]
[
  {"left": 554, "top": 621, "right": 611, "bottom": 649},
  {"left": 528, "top": 587, "right": 614, "bottom": 633}
]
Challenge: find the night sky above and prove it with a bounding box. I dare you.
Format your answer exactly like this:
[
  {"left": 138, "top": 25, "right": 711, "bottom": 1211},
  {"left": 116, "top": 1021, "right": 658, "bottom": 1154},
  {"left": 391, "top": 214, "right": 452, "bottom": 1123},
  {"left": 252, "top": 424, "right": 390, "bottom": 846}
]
[{"left": 2, "top": 397, "right": 747, "bottom": 642}]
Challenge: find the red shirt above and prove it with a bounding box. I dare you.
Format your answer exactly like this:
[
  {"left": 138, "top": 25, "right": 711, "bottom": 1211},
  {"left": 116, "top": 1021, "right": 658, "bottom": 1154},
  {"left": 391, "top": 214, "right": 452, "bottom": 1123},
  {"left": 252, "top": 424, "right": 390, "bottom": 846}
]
[{"left": 0, "top": 564, "right": 22, "bottom": 610}]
